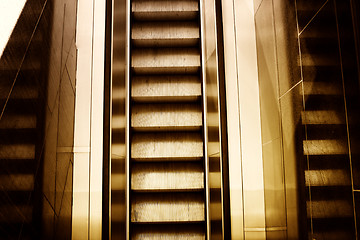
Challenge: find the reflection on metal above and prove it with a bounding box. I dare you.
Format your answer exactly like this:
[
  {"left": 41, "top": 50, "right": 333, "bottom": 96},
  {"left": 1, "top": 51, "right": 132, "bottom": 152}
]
[
  {"left": 201, "top": 0, "right": 226, "bottom": 238},
  {"left": 199, "top": 0, "right": 210, "bottom": 238},
  {"left": 109, "top": 0, "right": 128, "bottom": 239},
  {"left": 72, "top": 0, "right": 106, "bottom": 238},
  {"left": 125, "top": 0, "right": 130, "bottom": 238},
  {"left": 220, "top": 0, "right": 244, "bottom": 238},
  {"left": 109, "top": 0, "right": 227, "bottom": 238}
]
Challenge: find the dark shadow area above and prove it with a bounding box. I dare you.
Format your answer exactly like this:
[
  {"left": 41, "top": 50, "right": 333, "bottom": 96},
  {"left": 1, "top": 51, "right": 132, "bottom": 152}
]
[{"left": 0, "top": 0, "right": 77, "bottom": 239}]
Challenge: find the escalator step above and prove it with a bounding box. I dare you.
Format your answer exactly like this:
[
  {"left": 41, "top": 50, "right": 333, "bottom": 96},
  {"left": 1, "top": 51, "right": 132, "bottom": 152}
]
[
  {"left": 303, "top": 139, "right": 348, "bottom": 155},
  {"left": 131, "top": 192, "right": 205, "bottom": 223},
  {"left": 131, "top": 75, "right": 201, "bottom": 102},
  {"left": 0, "top": 144, "right": 35, "bottom": 159},
  {"left": 131, "top": 132, "right": 203, "bottom": 161},
  {"left": 305, "top": 169, "right": 351, "bottom": 187},
  {"left": 132, "top": 21, "right": 199, "bottom": 47},
  {"left": 131, "top": 162, "right": 204, "bottom": 191},
  {"left": 0, "top": 174, "right": 34, "bottom": 191},
  {"left": 131, "top": 103, "right": 202, "bottom": 131},
  {"left": 132, "top": 0, "right": 199, "bottom": 21},
  {"left": 0, "top": 114, "right": 37, "bottom": 129},
  {"left": 301, "top": 110, "right": 345, "bottom": 125},
  {"left": 307, "top": 199, "right": 353, "bottom": 219},
  {"left": 132, "top": 224, "right": 205, "bottom": 240},
  {"left": 131, "top": 48, "right": 200, "bottom": 74}
]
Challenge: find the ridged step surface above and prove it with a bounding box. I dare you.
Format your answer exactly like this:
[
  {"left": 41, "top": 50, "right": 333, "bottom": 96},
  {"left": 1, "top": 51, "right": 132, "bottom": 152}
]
[
  {"left": 131, "top": 192, "right": 205, "bottom": 222},
  {"left": 305, "top": 169, "right": 351, "bottom": 186},
  {"left": 0, "top": 174, "right": 34, "bottom": 191},
  {"left": 302, "top": 82, "right": 342, "bottom": 95},
  {"left": 301, "top": 110, "right": 345, "bottom": 125},
  {"left": 132, "top": 0, "right": 198, "bottom": 20},
  {"left": 131, "top": 162, "right": 204, "bottom": 191},
  {"left": 131, "top": 48, "right": 200, "bottom": 74},
  {"left": 132, "top": 225, "right": 205, "bottom": 240},
  {"left": 0, "top": 144, "right": 35, "bottom": 159},
  {"left": 132, "top": 22, "right": 199, "bottom": 47},
  {"left": 131, "top": 103, "right": 202, "bottom": 131},
  {"left": 303, "top": 139, "right": 348, "bottom": 155},
  {"left": 131, "top": 132, "right": 203, "bottom": 161},
  {"left": 301, "top": 54, "right": 339, "bottom": 66},
  {"left": 0, "top": 114, "right": 36, "bottom": 129},
  {"left": 131, "top": 75, "right": 201, "bottom": 102},
  {"left": 307, "top": 200, "right": 354, "bottom": 218}
]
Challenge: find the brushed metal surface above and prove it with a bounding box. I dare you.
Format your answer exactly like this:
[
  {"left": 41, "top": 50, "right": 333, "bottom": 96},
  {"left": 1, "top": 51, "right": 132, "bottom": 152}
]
[
  {"left": 0, "top": 174, "right": 34, "bottom": 191},
  {"left": 0, "top": 144, "right": 35, "bottom": 159},
  {"left": 131, "top": 224, "right": 206, "bottom": 240},
  {"left": 301, "top": 110, "right": 345, "bottom": 125},
  {"left": 0, "top": 114, "right": 36, "bottom": 129},
  {"left": 131, "top": 75, "right": 201, "bottom": 102},
  {"left": 131, "top": 48, "right": 200, "bottom": 74},
  {"left": 302, "top": 82, "right": 342, "bottom": 95},
  {"left": 305, "top": 169, "right": 351, "bottom": 186},
  {"left": 132, "top": 21, "right": 199, "bottom": 47},
  {"left": 132, "top": 0, "right": 198, "bottom": 20},
  {"left": 303, "top": 139, "right": 348, "bottom": 155},
  {"left": 131, "top": 103, "right": 202, "bottom": 131},
  {"left": 131, "top": 132, "right": 203, "bottom": 161},
  {"left": 131, "top": 192, "right": 205, "bottom": 222},
  {"left": 131, "top": 162, "right": 204, "bottom": 191}
]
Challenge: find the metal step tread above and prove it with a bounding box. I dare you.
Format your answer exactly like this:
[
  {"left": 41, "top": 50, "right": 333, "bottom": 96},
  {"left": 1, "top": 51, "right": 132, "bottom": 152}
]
[
  {"left": 305, "top": 169, "right": 351, "bottom": 187},
  {"left": 132, "top": 0, "right": 199, "bottom": 21},
  {"left": 0, "top": 144, "right": 35, "bottom": 159},
  {"left": 131, "top": 132, "right": 203, "bottom": 161},
  {"left": 307, "top": 199, "right": 354, "bottom": 219},
  {"left": 131, "top": 162, "right": 204, "bottom": 191},
  {"left": 132, "top": 22, "right": 199, "bottom": 39},
  {"left": 301, "top": 110, "right": 345, "bottom": 125},
  {"left": 301, "top": 53, "right": 339, "bottom": 66},
  {"left": 131, "top": 103, "right": 202, "bottom": 131},
  {"left": 303, "top": 139, "right": 348, "bottom": 155},
  {"left": 0, "top": 114, "right": 37, "bottom": 129},
  {"left": 0, "top": 174, "right": 34, "bottom": 191},
  {"left": 302, "top": 82, "right": 342, "bottom": 96},
  {"left": 131, "top": 224, "right": 205, "bottom": 240},
  {"left": 131, "top": 192, "right": 205, "bottom": 223},
  {"left": 131, "top": 48, "right": 200, "bottom": 74},
  {"left": 131, "top": 75, "right": 201, "bottom": 102}
]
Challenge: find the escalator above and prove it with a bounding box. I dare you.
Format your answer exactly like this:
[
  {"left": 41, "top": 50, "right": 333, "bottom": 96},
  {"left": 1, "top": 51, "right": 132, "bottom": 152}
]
[
  {"left": 297, "top": 1, "right": 357, "bottom": 239},
  {"left": 0, "top": 1, "right": 47, "bottom": 238},
  {"left": 111, "top": 0, "right": 207, "bottom": 239}
]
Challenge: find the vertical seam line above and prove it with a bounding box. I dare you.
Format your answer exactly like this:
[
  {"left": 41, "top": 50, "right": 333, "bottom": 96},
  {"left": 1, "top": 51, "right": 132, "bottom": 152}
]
[
  {"left": 231, "top": 0, "right": 245, "bottom": 238},
  {"left": 88, "top": 0, "right": 96, "bottom": 238},
  {"left": 333, "top": 1, "right": 358, "bottom": 238}
]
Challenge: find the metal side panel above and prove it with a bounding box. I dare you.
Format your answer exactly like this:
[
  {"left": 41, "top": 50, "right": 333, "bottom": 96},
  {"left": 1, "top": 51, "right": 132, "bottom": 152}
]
[{"left": 109, "top": 0, "right": 129, "bottom": 239}]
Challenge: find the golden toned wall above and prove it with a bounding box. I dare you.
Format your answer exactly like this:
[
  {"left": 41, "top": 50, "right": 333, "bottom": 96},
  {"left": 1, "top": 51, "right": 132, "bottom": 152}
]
[
  {"left": 201, "top": 0, "right": 226, "bottom": 238},
  {"left": 0, "top": 0, "right": 77, "bottom": 238},
  {"left": 222, "top": 0, "right": 266, "bottom": 239},
  {"left": 254, "top": 1, "right": 301, "bottom": 239},
  {"left": 72, "top": 0, "right": 106, "bottom": 238},
  {"left": 42, "top": 0, "right": 77, "bottom": 238}
]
